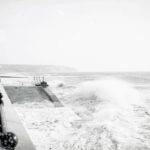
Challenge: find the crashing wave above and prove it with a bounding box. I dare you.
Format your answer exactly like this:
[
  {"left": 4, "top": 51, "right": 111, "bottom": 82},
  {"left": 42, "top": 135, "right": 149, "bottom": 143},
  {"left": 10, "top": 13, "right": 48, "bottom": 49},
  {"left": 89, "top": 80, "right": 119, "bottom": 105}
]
[{"left": 60, "top": 78, "right": 150, "bottom": 150}]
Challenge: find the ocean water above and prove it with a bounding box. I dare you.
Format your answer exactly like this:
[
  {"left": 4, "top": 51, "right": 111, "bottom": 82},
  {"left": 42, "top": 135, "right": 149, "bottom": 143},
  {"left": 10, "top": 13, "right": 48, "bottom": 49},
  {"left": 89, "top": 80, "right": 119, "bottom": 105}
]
[{"left": 13, "top": 72, "right": 150, "bottom": 150}]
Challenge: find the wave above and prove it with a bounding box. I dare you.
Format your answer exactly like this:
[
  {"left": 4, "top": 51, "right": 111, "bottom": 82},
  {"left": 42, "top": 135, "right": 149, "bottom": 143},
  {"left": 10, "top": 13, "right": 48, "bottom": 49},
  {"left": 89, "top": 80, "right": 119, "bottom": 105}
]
[
  {"left": 61, "top": 78, "right": 150, "bottom": 150},
  {"left": 74, "top": 78, "right": 143, "bottom": 106}
]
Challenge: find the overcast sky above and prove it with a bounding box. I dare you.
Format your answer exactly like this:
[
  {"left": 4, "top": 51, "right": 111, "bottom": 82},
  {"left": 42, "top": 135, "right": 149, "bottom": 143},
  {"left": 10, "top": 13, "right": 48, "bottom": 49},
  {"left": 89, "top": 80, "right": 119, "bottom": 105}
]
[{"left": 0, "top": 0, "right": 150, "bottom": 71}]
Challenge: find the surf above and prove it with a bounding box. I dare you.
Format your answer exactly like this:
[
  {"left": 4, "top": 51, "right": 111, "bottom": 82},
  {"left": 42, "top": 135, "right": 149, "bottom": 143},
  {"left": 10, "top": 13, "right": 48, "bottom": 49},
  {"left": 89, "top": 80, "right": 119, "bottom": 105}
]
[{"left": 61, "top": 78, "right": 150, "bottom": 150}]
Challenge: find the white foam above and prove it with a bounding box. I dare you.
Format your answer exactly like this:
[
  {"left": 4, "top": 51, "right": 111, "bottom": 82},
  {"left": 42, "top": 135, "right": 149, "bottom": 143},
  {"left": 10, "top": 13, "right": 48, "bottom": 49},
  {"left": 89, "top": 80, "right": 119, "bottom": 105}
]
[
  {"left": 74, "top": 78, "right": 143, "bottom": 107},
  {"left": 14, "top": 77, "right": 150, "bottom": 150},
  {"left": 61, "top": 78, "right": 150, "bottom": 150}
]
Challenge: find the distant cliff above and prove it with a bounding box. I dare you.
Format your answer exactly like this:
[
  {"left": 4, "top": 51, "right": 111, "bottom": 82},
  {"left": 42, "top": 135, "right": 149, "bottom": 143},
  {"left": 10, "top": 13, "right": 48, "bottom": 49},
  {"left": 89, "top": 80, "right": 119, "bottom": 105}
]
[{"left": 0, "top": 64, "right": 77, "bottom": 75}]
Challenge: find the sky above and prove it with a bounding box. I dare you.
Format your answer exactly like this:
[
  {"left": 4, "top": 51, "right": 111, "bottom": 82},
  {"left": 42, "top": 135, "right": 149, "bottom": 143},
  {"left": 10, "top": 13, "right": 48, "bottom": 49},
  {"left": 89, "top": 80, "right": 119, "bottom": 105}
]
[{"left": 0, "top": 0, "right": 150, "bottom": 72}]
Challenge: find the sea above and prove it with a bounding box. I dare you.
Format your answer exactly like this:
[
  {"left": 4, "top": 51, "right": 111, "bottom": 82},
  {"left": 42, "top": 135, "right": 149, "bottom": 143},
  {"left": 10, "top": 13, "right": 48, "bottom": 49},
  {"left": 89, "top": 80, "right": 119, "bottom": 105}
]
[{"left": 12, "top": 72, "right": 150, "bottom": 150}]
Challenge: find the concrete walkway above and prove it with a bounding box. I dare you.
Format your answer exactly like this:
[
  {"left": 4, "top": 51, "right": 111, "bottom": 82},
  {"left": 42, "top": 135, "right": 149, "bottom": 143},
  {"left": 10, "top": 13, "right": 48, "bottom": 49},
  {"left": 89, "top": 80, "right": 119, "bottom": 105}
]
[{"left": 0, "top": 85, "right": 36, "bottom": 150}]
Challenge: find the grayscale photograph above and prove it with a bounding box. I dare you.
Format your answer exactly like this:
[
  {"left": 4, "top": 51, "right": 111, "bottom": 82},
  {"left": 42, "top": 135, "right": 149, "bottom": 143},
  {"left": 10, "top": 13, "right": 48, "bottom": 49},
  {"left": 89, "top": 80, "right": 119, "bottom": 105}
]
[{"left": 0, "top": 0, "right": 150, "bottom": 150}]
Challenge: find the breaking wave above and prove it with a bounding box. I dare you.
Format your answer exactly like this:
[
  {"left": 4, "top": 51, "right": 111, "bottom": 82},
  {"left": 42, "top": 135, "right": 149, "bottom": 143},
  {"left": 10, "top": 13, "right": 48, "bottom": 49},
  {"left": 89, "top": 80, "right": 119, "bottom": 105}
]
[
  {"left": 74, "top": 78, "right": 143, "bottom": 106},
  {"left": 61, "top": 78, "right": 150, "bottom": 150}
]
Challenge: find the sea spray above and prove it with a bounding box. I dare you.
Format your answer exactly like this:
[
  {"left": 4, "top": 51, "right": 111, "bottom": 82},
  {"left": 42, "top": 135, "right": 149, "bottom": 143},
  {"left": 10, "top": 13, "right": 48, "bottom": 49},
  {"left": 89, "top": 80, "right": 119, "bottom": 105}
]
[
  {"left": 61, "top": 78, "right": 150, "bottom": 150},
  {"left": 73, "top": 78, "right": 143, "bottom": 106},
  {"left": 13, "top": 77, "right": 150, "bottom": 150}
]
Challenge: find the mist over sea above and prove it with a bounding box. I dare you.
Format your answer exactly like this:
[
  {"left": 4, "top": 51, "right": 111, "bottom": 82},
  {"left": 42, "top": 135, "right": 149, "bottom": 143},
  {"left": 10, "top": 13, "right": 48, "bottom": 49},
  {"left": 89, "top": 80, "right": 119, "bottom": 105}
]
[{"left": 13, "top": 72, "right": 150, "bottom": 150}]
